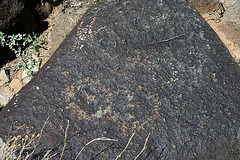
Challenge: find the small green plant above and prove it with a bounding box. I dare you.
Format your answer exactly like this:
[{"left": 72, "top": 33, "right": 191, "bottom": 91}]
[
  {"left": 0, "top": 32, "right": 42, "bottom": 58},
  {"left": 92, "top": 0, "right": 99, "bottom": 5},
  {"left": 27, "top": 33, "right": 43, "bottom": 54},
  {"left": 0, "top": 31, "right": 44, "bottom": 78}
]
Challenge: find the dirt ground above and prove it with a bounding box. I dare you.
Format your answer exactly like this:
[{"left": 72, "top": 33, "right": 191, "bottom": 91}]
[{"left": 0, "top": 0, "right": 239, "bottom": 107}]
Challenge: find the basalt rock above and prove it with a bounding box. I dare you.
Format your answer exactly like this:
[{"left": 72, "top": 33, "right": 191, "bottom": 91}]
[{"left": 0, "top": 0, "right": 240, "bottom": 159}]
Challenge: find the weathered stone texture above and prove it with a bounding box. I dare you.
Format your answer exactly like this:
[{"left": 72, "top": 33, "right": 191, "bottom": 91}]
[
  {"left": 0, "top": 70, "right": 9, "bottom": 86},
  {"left": 0, "top": 0, "right": 240, "bottom": 159},
  {"left": 221, "top": 0, "right": 240, "bottom": 46},
  {"left": 189, "top": 0, "right": 218, "bottom": 13}
]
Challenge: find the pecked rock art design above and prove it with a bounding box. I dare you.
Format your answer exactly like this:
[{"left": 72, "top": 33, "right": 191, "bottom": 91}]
[{"left": 0, "top": 0, "right": 240, "bottom": 159}]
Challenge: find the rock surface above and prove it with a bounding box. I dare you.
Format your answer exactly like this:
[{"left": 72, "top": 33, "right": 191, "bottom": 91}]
[
  {"left": 0, "top": 87, "right": 13, "bottom": 106},
  {"left": 221, "top": 0, "right": 240, "bottom": 46},
  {"left": 0, "top": 138, "right": 7, "bottom": 157},
  {"left": 9, "top": 79, "right": 23, "bottom": 93},
  {"left": 0, "top": 0, "right": 240, "bottom": 159},
  {"left": 188, "top": 0, "right": 218, "bottom": 13},
  {"left": 0, "top": 70, "right": 9, "bottom": 86}
]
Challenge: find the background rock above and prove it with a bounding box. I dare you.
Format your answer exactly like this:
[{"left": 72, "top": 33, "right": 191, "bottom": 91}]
[
  {"left": 0, "top": 0, "right": 240, "bottom": 159},
  {"left": 46, "top": 0, "right": 91, "bottom": 57},
  {"left": 0, "top": 47, "right": 16, "bottom": 68},
  {"left": 0, "top": 0, "right": 38, "bottom": 34},
  {"left": 0, "top": 87, "right": 13, "bottom": 106},
  {"left": 221, "top": 0, "right": 240, "bottom": 46},
  {"left": 0, "top": 138, "right": 7, "bottom": 157},
  {"left": 9, "top": 79, "right": 23, "bottom": 93},
  {"left": 0, "top": 0, "right": 38, "bottom": 67},
  {"left": 188, "top": 0, "right": 218, "bottom": 13},
  {"left": 0, "top": 70, "right": 9, "bottom": 86},
  {"left": 0, "top": 0, "right": 53, "bottom": 34}
]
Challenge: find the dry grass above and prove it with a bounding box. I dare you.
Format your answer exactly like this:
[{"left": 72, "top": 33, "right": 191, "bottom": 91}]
[
  {"left": 2, "top": 121, "right": 238, "bottom": 160},
  {"left": 0, "top": 134, "right": 56, "bottom": 160},
  {"left": 0, "top": 117, "right": 56, "bottom": 160},
  {"left": 0, "top": 124, "right": 151, "bottom": 160}
]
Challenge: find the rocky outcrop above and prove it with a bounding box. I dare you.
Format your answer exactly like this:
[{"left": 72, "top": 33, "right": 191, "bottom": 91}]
[
  {"left": 47, "top": 0, "right": 90, "bottom": 57},
  {"left": 189, "top": 0, "right": 218, "bottom": 13},
  {"left": 221, "top": 0, "right": 240, "bottom": 46},
  {"left": 0, "top": 0, "right": 240, "bottom": 159}
]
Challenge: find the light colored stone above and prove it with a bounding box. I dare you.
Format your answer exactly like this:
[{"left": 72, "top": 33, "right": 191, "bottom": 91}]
[
  {"left": 32, "top": 54, "right": 42, "bottom": 65},
  {"left": 0, "top": 70, "right": 9, "bottom": 86},
  {"left": 22, "top": 77, "right": 32, "bottom": 85},
  {"left": 22, "top": 69, "right": 29, "bottom": 79},
  {"left": 25, "top": 56, "right": 41, "bottom": 73},
  {"left": 31, "top": 64, "right": 40, "bottom": 73},
  {"left": 189, "top": 0, "right": 218, "bottom": 13},
  {"left": 221, "top": 1, "right": 240, "bottom": 46},
  {"left": 21, "top": 69, "right": 33, "bottom": 85},
  {"left": 0, "top": 87, "right": 14, "bottom": 106},
  {"left": 9, "top": 79, "right": 23, "bottom": 94}
]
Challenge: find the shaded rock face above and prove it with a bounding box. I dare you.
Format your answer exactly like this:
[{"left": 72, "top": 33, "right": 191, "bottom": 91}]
[
  {"left": 0, "top": 46, "right": 16, "bottom": 68},
  {"left": 0, "top": 0, "right": 37, "bottom": 34},
  {"left": 0, "top": 0, "right": 240, "bottom": 159},
  {"left": 0, "top": 0, "right": 52, "bottom": 34}
]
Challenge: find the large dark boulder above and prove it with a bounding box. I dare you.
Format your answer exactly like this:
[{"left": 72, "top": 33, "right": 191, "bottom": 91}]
[{"left": 0, "top": 0, "right": 240, "bottom": 159}]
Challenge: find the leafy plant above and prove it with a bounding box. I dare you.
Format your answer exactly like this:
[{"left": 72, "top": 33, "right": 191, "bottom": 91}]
[
  {"left": 92, "top": 0, "right": 99, "bottom": 5},
  {"left": 0, "top": 31, "right": 44, "bottom": 78},
  {"left": 28, "top": 33, "right": 44, "bottom": 54},
  {"left": 0, "top": 32, "right": 42, "bottom": 57}
]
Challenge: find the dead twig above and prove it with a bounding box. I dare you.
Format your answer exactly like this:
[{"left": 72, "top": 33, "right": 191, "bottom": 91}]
[
  {"left": 115, "top": 132, "right": 136, "bottom": 160},
  {"left": 75, "top": 137, "right": 118, "bottom": 160},
  {"left": 134, "top": 133, "right": 150, "bottom": 160},
  {"left": 24, "top": 117, "right": 50, "bottom": 160},
  {"left": 59, "top": 120, "right": 69, "bottom": 160},
  {"left": 145, "top": 32, "right": 188, "bottom": 45}
]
